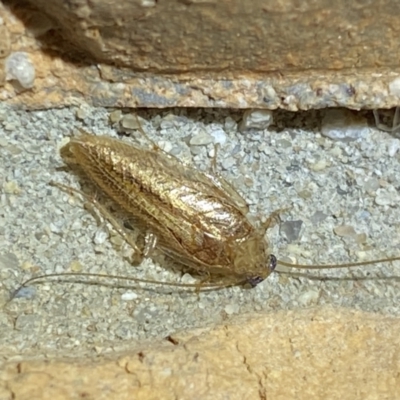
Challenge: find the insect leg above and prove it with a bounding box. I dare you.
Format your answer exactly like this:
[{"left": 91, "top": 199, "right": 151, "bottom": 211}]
[
  {"left": 143, "top": 232, "right": 158, "bottom": 257},
  {"left": 194, "top": 274, "right": 213, "bottom": 296},
  {"left": 373, "top": 110, "right": 387, "bottom": 132},
  {"left": 132, "top": 115, "right": 162, "bottom": 152},
  {"left": 393, "top": 107, "right": 400, "bottom": 132},
  {"left": 50, "top": 181, "right": 144, "bottom": 256},
  {"left": 261, "top": 207, "right": 291, "bottom": 232},
  {"left": 373, "top": 108, "right": 400, "bottom": 133},
  {"left": 131, "top": 115, "right": 190, "bottom": 165},
  {"left": 209, "top": 143, "right": 220, "bottom": 174}
]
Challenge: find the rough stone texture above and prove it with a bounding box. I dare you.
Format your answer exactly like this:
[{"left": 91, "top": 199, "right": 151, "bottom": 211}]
[
  {"left": 1, "top": 308, "right": 399, "bottom": 400},
  {"left": 1, "top": 1, "right": 400, "bottom": 397},
  {"left": 20, "top": 0, "right": 400, "bottom": 73},
  {"left": 0, "top": 0, "right": 400, "bottom": 109},
  {"left": 2, "top": 105, "right": 400, "bottom": 397}
]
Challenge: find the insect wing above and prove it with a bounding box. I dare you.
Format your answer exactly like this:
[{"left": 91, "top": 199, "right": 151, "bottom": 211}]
[{"left": 63, "top": 135, "right": 256, "bottom": 275}]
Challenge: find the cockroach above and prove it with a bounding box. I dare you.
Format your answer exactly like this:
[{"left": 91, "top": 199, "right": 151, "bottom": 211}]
[{"left": 14, "top": 122, "right": 400, "bottom": 295}]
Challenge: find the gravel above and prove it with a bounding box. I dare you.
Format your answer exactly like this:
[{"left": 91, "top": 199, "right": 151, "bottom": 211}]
[{"left": 1, "top": 105, "right": 400, "bottom": 359}]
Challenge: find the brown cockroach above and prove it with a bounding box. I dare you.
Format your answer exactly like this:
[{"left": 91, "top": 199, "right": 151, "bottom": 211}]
[
  {"left": 14, "top": 123, "right": 400, "bottom": 295},
  {"left": 58, "top": 131, "right": 277, "bottom": 288}
]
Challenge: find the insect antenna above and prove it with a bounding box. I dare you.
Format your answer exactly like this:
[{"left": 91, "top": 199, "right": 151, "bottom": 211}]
[
  {"left": 275, "top": 270, "right": 400, "bottom": 282},
  {"left": 11, "top": 272, "right": 244, "bottom": 300},
  {"left": 127, "top": 115, "right": 160, "bottom": 151},
  {"left": 277, "top": 255, "right": 400, "bottom": 270}
]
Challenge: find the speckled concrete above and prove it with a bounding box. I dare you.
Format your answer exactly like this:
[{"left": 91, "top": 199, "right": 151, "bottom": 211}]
[{"left": 1, "top": 105, "right": 400, "bottom": 360}]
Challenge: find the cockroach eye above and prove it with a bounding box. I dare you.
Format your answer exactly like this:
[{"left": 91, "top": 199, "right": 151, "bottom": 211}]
[{"left": 269, "top": 254, "right": 277, "bottom": 272}]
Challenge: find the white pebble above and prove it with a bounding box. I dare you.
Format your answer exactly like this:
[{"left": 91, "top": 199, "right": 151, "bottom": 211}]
[
  {"left": 224, "top": 303, "right": 239, "bottom": 315},
  {"left": 240, "top": 109, "right": 273, "bottom": 131},
  {"left": 5, "top": 52, "right": 35, "bottom": 89},
  {"left": 209, "top": 127, "right": 227, "bottom": 145},
  {"left": 297, "top": 289, "right": 320, "bottom": 306},
  {"left": 121, "top": 291, "right": 138, "bottom": 301},
  {"left": 49, "top": 222, "right": 62, "bottom": 234},
  {"left": 141, "top": 0, "right": 156, "bottom": 7},
  {"left": 180, "top": 273, "right": 196, "bottom": 284},
  {"left": 157, "top": 140, "right": 172, "bottom": 153},
  {"left": 93, "top": 229, "right": 108, "bottom": 245}
]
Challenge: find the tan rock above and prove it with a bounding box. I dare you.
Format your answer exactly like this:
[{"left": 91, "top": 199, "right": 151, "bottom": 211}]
[
  {"left": 0, "top": 1, "right": 400, "bottom": 109},
  {"left": 1, "top": 308, "right": 400, "bottom": 399}
]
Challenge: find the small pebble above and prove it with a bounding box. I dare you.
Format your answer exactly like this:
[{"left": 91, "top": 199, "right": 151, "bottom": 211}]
[
  {"left": 121, "top": 114, "right": 140, "bottom": 130},
  {"left": 109, "top": 232, "right": 124, "bottom": 247},
  {"left": 363, "top": 178, "right": 380, "bottom": 193},
  {"left": 276, "top": 139, "right": 292, "bottom": 149},
  {"left": 76, "top": 108, "right": 87, "bottom": 120},
  {"left": 224, "top": 116, "right": 237, "bottom": 131},
  {"left": 297, "top": 289, "right": 319, "bottom": 306},
  {"left": 224, "top": 304, "right": 239, "bottom": 315},
  {"left": 180, "top": 273, "right": 196, "bottom": 284},
  {"left": 308, "top": 158, "right": 329, "bottom": 171},
  {"left": 221, "top": 156, "right": 236, "bottom": 170},
  {"left": 240, "top": 109, "right": 273, "bottom": 131},
  {"left": 93, "top": 228, "right": 108, "bottom": 245},
  {"left": 69, "top": 260, "right": 83, "bottom": 272},
  {"left": 121, "top": 291, "right": 138, "bottom": 301},
  {"left": 333, "top": 225, "right": 357, "bottom": 237},
  {"left": 310, "top": 211, "right": 328, "bottom": 225},
  {"left": 71, "top": 219, "right": 83, "bottom": 230},
  {"left": 109, "top": 109, "right": 122, "bottom": 124},
  {"left": 13, "top": 286, "right": 36, "bottom": 300},
  {"left": 209, "top": 127, "right": 227, "bottom": 145},
  {"left": 355, "top": 233, "right": 367, "bottom": 244},
  {"left": 297, "top": 189, "right": 312, "bottom": 199},
  {"left": 244, "top": 176, "right": 254, "bottom": 187},
  {"left": 5, "top": 52, "right": 35, "bottom": 89},
  {"left": 49, "top": 222, "right": 62, "bottom": 234},
  {"left": 3, "top": 181, "right": 21, "bottom": 195},
  {"left": 157, "top": 140, "right": 172, "bottom": 153},
  {"left": 189, "top": 130, "right": 213, "bottom": 146},
  {"left": 159, "top": 113, "right": 178, "bottom": 129},
  {"left": 280, "top": 220, "right": 303, "bottom": 242},
  {"left": 190, "top": 145, "right": 203, "bottom": 156}
]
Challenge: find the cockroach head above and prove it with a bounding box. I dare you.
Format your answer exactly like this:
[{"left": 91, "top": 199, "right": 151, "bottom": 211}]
[{"left": 246, "top": 254, "right": 277, "bottom": 287}]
